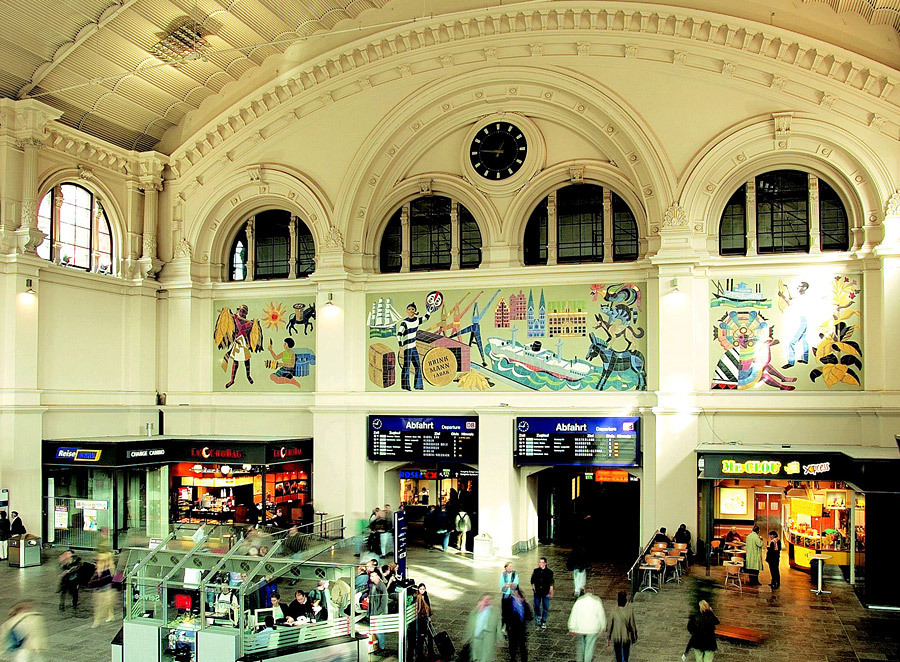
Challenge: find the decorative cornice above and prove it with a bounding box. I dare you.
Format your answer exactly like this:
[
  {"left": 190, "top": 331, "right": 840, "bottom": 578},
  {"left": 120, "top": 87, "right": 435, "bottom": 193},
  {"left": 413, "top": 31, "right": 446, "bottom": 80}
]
[
  {"left": 168, "top": 5, "right": 900, "bottom": 180},
  {"left": 886, "top": 191, "right": 900, "bottom": 216},
  {"left": 662, "top": 202, "right": 688, "bottom": 229}
]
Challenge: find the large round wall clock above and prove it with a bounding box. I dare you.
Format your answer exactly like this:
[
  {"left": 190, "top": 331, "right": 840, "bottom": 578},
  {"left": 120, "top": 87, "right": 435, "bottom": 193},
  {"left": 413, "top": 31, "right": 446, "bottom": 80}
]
[{"left": 469, "top": 122, "right": 528, "bottom": 180}]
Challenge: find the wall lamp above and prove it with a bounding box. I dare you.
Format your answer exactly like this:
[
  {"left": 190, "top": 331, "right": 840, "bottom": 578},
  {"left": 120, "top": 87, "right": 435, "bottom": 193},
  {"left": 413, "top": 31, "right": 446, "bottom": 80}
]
[
  {"left": 25, "top": 278, "right": 36, "bottom": 295},
  {"left": 670, "top": 277, "right": 679, "bottom": 293},
  {"left": 324, "top": 293, "right": 334, "bottom": 306}
]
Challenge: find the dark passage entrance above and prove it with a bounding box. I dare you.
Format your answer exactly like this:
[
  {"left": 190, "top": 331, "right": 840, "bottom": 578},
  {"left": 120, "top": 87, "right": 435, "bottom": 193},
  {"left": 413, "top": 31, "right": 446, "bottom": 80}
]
[{"left": 536, "top": 467, "right": 640, "bottom": 562}]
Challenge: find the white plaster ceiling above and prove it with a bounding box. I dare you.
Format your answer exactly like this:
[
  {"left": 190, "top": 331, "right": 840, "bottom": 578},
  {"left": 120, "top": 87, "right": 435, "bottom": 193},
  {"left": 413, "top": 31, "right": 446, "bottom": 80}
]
[{"left": 0, "top": 0, "right": 897, "bottom": 153}]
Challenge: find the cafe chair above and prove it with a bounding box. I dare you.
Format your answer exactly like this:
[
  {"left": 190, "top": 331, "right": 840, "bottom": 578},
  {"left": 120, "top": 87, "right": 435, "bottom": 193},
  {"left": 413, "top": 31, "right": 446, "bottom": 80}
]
[
  {"left": 664, "top": 555, "right": 682, "bottom": 584},
  {"left": 724, "top": 563, "right": 742, "bottom": 593},
  {"left": 709, "top": 539, "right": 723, "bottom": 565}
]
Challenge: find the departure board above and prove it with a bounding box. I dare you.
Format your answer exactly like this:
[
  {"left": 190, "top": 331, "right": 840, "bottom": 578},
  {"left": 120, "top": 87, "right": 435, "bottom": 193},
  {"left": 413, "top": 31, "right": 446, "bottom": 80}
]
[
  {"left": 367, "top": 416, "right": 478, "bottom": 462},
  {"left": 514, "top": 417, "right": 640, "bottom": 466}
]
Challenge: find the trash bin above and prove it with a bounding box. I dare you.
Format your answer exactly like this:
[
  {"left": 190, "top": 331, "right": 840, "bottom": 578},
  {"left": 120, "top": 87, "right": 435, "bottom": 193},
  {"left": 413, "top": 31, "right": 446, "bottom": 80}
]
[
  {"left": 473, "top": 533, "right": 493, "bottom": 560},
  {"left": 8, "top": 535, "right": 42, "bottom": 568}
]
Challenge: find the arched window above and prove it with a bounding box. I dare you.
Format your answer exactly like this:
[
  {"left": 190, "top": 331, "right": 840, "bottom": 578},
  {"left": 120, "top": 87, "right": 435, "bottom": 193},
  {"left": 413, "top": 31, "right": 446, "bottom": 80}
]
[
  {"left": 229, "top": 210, "right": 315, "bottom": 281},
  {"left": 378, "top": 195, "right": 482, "bottom": 273},
  {"left": 718, "top": 169, "right": 849, "bottom": 256},
  {"left": 523, "top": 184, "right": 639, "bottom": 265},
  {"left": 36, "top": 183, "right": 114, "bottom": 273}
]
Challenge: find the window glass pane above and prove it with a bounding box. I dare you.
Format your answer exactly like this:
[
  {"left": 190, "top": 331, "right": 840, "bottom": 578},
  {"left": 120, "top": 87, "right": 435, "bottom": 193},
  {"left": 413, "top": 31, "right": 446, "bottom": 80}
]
[
  {"left": 523, "top": 199, "right": 548, "bottom": 265},
  {"left": 231, "top": 229, "right": 247, "bottom": 281},
  {"left": 556, "top": 184, "right": 603, "bottom": 263},
  {"left": 719, "top": 186, "right": 747, "bottom": 255},
  {"left": 37, "top": 191, "right": 52, "bottom": 261},
  {"left": 611, "top": 192, "right": 639, "bottom": 261},
  {"left": 756, "top": 170, "right": 809, "bottom": 253},
  {"left": 296, "top": 220, "right": 316, "bottom": 277},
  {"left": 410, "top": 196, "right": 451, "bottom": 271},
  {"left": 459, "top": 205, "right": 482, "bottom": 269},
  {"left": 379, "top": 210, "right": 402, "bottom": 273},
  {"left": 58, "top": 184, "right": 93, "bottom": 269},
  {"left": 819, "top": 180, "right": 849, "bottom": 251},
  {"left": 96, "top": 204, "right": 113, "bottom": 272},
  {"left": 254, "top": 210, "right": 291, "bottom": 279}
]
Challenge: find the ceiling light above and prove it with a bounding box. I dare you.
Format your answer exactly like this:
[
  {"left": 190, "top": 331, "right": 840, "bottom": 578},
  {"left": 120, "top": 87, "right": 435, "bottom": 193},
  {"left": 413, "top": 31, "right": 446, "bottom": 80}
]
[{"left": 152, "top": 21, "right": 211, "bottom": 65}]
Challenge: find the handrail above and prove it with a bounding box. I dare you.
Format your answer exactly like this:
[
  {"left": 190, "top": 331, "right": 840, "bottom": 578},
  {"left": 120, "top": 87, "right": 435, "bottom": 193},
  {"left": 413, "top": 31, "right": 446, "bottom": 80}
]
[{"left": 626, "top": 534, "right": 658, "bottom": 596}]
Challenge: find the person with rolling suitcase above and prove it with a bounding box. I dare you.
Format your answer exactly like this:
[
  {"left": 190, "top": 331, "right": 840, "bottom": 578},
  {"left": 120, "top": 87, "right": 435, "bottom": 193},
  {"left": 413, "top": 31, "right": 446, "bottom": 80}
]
[{"left": 412, "top": 583, "right": 436, "bottom": 662}]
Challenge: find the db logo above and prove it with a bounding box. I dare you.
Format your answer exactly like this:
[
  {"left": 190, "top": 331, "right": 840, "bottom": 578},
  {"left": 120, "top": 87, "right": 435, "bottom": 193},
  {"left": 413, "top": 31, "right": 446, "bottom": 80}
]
[
  {"left": 623, "top": 421, "right": 635, "bottom": 432},
  {"left": 466, "top": 421, "right": 476, "bottom": 430}
]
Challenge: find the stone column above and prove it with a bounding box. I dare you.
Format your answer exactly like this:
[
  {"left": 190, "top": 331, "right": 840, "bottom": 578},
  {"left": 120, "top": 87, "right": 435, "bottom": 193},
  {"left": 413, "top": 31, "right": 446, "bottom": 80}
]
[
  {"left": 808, "top": 174, "right": 821, "bottom": 254},
  {"left": 603, "top": 187, "right": 613, "bottom": 262},
  {"left": 546, "top": 190, "right": 558, "bottom": 266},
  {"left": 399, "top": 203, "right": 410, "bottom": 273},
  {"left": 138, "top": 183, "right": 162, "bottom": 278},
  {"left": 450, "top": 202, "right": 460, "bottom": 270},
  {"left": 16, "top": 138, "right": 44, "bottom": 255},
  {"left": 288, "top": 216, "right": 297, "bottom": 279}
]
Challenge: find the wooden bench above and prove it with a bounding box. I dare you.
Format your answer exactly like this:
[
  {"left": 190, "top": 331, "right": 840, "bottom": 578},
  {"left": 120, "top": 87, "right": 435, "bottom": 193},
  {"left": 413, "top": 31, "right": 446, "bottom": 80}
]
[{"left": 715, "top": 625, "right": 767, "bottom": 644}]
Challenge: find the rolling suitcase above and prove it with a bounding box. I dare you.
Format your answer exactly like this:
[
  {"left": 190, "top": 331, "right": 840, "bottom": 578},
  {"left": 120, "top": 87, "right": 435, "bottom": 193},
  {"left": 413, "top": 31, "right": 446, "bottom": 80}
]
[{"left": 433, "top": 630, "right": 455, "bottom": 661}]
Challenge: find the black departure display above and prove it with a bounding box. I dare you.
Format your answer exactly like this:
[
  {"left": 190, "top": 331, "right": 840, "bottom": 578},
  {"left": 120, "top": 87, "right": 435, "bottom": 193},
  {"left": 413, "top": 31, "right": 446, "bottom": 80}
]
[
  {"left": 368, "top": 416, "right": 478, "bottom": 462},
  {"left": 514, "top": 417, "right": 640, "bottom": 466}
]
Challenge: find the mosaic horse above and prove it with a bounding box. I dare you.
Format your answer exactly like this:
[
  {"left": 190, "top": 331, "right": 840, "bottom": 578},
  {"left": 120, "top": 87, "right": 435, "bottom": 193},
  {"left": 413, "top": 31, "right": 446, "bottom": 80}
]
[{"left": 585, "top": 332, "right": 646, "bottom": 390}]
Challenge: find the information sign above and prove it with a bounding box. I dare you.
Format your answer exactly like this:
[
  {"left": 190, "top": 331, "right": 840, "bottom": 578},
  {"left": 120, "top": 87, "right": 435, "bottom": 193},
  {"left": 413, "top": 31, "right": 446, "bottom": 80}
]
[
  {"left": 368, "top": 416, "right": 478, "bottom": 462},
  {"left": 514, "top": 417, "right": 640, "bottom": 466}
]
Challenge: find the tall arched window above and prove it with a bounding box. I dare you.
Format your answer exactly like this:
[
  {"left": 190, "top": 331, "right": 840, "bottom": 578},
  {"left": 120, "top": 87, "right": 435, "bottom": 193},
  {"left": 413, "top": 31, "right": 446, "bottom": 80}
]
[
  {"left": 523, "top": 184, "right": 639, "bottom": 265},
  {"left": 230, "top": 210, "right": 315, "bottom": 281},
  {"left": 718, "top": 169, "right": 849, "bottom": 256},
  {"left": 378, "top": 195, "right": 482, "bottom": 273},
  {"left": 36, "top": 183, "right": 114, "bottom": 273}
]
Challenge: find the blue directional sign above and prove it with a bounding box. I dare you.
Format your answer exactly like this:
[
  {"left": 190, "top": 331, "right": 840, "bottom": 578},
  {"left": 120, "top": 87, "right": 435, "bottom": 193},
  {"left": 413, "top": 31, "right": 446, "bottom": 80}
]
[
  {"left": 514, "top": 416, "right": 640, "bottom": 466},
  {"left": 367, "top": 415, "right": 478, "bottom": 462}
]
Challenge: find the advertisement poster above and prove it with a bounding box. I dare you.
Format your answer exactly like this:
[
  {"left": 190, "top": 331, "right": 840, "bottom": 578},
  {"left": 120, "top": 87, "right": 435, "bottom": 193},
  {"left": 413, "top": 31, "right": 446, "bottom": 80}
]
[
  {"left": 83, "top": 510, "right": 99, "bottom": 532},
  {"left": 366, "top": 283, "right": 647, "bottom": 392},
  {"left": 54, "top": 506, "right": 68, "bottom": 530}
]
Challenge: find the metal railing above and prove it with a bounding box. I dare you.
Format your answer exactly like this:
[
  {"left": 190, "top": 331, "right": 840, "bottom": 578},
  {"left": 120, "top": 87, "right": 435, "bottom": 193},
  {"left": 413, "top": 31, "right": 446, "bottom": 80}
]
[{"left": 626, "top": 534, "right": 658, "bottom": 596}]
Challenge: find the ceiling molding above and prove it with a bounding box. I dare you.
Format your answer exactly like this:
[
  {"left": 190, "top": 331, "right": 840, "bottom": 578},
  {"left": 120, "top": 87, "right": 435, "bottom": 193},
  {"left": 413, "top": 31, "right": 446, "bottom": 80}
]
[
  {"left": 167, "top": 4, "right": 900, "bottom": 181},
  {"left": 801, "top": 0, "right": 900, "bottom": 32}
]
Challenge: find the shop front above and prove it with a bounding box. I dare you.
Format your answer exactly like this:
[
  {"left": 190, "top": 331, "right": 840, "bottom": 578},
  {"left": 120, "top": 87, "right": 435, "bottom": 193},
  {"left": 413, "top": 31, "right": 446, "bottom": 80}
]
[
  {"left": 368, "top": 415, "right": 479, "bottom": 549},
  {"left": 515, "top": 416, "right": 642, "bottom": 560},
  {"left": 43, "top": 436, "right": 313, "bottom": 550}
]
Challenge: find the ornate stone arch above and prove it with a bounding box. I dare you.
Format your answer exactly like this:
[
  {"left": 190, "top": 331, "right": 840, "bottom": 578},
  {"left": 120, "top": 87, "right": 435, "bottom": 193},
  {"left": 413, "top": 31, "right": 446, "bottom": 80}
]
[
  {"left": 36, "top": 167, "right": 127, "bottom": 274},
  {"left": 366, "top": 174, "right": 502, "bottom": 272},
  {"left": 189, "top": 165, "right": 332, "bottom": 281},
  {"left": 680, "top": 114, "right": 892, "bottom": 254},
  {"left": 342, "top": 66, "right": 672, "bottom": 271},
  {"left": 505, "top": 160, "right": 649, "bottom": 264}
]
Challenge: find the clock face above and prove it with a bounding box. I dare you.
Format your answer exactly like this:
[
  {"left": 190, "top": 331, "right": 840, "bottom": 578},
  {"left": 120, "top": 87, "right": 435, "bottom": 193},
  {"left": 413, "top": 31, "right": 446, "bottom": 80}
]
[{"left": 469, "top": 123, "right": 528, "bottom": 180}]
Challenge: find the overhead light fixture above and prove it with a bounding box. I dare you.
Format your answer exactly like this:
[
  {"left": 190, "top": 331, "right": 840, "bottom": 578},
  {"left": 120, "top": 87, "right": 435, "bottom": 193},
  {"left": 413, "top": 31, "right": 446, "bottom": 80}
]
[
  {"left": 25, "top": 279, "right": 36, "bottom": 295},
  {"left": 151, "top": 19, "right": 211, "bottom": 65}
]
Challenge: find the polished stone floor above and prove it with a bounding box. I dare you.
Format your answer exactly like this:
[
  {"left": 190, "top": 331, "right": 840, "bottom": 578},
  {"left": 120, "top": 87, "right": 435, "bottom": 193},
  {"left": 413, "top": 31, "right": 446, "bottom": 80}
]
[{"left": 1, "top": 542, "right": 898, "bottom": 661}]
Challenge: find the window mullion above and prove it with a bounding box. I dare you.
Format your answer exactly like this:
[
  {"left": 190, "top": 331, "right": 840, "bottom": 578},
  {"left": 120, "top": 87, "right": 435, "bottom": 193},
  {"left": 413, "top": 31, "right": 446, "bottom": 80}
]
[
  {"left": 450, "top": 202, "right": 460, "bottom": 270},
  {"left": 246, "top": 215, "right": 256, "bottom": 281},
  {"left": 288, "top": 216, "right": 297, "bottom": 279},
  {"left": 808, "top": 174, "right": 821, "bottom": 254},
  {"left": 602, "top": 188, "right": 612, "bottom": 262},
  {"left": 746, "top": 180, "right": 758, "bottom": 256},
  {"left": 547, "top": 190, "right": 558, "bottom": 266},
  {"left": 400, "top": 203, "right": 410, "bottom": 273}
]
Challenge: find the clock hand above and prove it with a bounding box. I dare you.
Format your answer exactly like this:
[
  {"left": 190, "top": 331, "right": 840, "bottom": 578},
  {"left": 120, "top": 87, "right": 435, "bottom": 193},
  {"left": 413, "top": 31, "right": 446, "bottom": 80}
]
[{"left": 480, "top": 148, "right": 507, "bottom": 154}]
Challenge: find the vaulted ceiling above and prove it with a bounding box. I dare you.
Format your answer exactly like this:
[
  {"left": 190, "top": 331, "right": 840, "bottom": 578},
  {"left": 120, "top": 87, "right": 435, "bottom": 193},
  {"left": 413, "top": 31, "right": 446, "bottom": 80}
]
[{"left": 1, "top": 0, "right": 897, "bottom": 154}]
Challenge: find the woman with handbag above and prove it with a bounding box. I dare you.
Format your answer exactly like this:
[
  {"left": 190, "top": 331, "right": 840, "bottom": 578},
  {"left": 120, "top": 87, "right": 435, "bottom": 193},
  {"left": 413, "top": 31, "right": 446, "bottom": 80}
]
[
  {"left": 412, "top": 583, "right": 435, "bottom": 662},
  {"left": 606, "top": 591, "right": 637, "bottom": 662}
]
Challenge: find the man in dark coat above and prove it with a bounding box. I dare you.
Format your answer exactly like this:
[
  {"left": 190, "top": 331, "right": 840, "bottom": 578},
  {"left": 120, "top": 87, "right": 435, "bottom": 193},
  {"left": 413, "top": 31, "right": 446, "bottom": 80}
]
[{"left": 10, "top": 511, "right": 26, "bottom": 536}]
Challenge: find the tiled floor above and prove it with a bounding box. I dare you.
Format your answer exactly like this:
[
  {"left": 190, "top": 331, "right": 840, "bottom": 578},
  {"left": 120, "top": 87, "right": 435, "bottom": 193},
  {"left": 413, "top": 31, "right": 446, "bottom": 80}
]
[{"left": 1, "top": 543, "right": 898, "bottom": 661}]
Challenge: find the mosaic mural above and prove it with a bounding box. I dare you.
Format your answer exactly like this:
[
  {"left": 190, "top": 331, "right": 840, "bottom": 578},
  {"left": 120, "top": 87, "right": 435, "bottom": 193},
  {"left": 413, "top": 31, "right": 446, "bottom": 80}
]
[
  {"left": 365, "top": 284, "right": 648, "bottom": 392},
  {"left": 709, "top": 275, "right": 863, "bottom": 391},
  {"left": 212, "top": 298, "right": 316, "bottom": 392}
]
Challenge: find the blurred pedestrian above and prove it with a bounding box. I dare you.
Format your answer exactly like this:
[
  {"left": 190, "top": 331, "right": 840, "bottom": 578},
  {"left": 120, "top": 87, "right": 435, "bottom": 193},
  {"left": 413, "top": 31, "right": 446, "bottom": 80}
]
[
  {"left": 89, "top": 552, "right": 116, "bottom": 627},
  {"left": 744, "top": 526, "right": 764, "bottom": 586},
  {"left": 568, "top": 587, "right": 606, "bottom": 662},
  {"left": 1, "top": 600, "right": 48, "bottom": 661},
  {"left": 57, "top": 550, "right": 83, "bottom": 614},
  {"left": 567, "top": 544, "right": 589, "bottom": 596},
  {"left": 465, "top": 594, "right": 502, "bottom": 662},
  {"left": 684, "top": 600, "right": 719, "bottom": 662},
  {"left": 0, "top": 511, "right": 10, "bottom": 560},
  {"left": 455, "top": 510, "right": 472, "bottom": 552},
  {"left": 606, "top": 591, "right": 637, "bottom": 662},
  {"left": 766, "top": 531, "right": 781, "bottom": 589},
  {"left": 503, "top": 588, "right": 532, "bottom": 662},
  {"left": 368, "top": 572, "right": 388, "bottom": 654}
]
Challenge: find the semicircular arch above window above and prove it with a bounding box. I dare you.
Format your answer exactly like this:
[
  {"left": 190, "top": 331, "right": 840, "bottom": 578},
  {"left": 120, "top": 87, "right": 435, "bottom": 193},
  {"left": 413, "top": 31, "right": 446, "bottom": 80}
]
[
  {"left": 379, "top": 195, "right": 482, "bottom": 273},
  {"left": 523, "top": 183, "right": 639, "bottom": 266},
  {"left": 718, "top": 169, "right": 850, "bottom": 256},
  {"left": 230, "top": 209, "right": 315, "bottom": 281},
  {"left": 36, "top": 182, "right": 114, "bottom": 274}
]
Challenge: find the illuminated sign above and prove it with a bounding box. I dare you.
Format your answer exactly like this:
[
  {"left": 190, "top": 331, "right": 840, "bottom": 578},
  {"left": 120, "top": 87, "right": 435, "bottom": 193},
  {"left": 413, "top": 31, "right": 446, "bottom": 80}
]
[
  {"left": 368, "top": 416, "right": 478, "bottom": 462},
  {"left": 190, "top": 447, "right": 244, "bottom": 460},
  {"left": 125, "top": 448, "right": 166, "bottom": 459},
  {"left": 594, "top": 469, "right": 630, "bottom": 483},
  {"left": 803, "top": 462, "right": 831, "bottom": 476},
  {"left": 514, "top": 417, "right": 640, "bottom": 467},
  {"left": 55, "top": 447, "right": 102, "bottom": 462},
  {"left": 721, "top": 459, "right": 782, "bottom": 475}
]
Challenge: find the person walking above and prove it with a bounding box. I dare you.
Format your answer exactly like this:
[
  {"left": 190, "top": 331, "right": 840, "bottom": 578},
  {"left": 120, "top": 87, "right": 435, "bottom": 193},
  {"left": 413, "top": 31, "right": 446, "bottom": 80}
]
[
  {"left": 530, "top": 557, "right": 554, "bottom": 629},
  {"left": 368, "top": 571, "right": 389, "bottom": 654},
  {"left": 465, "top": 594, "right": 502, "bottom": 662},
  {"left": 89, "top": 552, "right": 116, "bottom": 627},
  {"left": 504, "top": 588, "right": 532, "bottom": 662},
  {"left": 57, "top": 551, "right": 83, "bottom": 613},
  {"left": 0, "top": 511, "right": 10, "bottom": 560},
  {"left": 435, "top": 506, "right": 451, "bottom": 552},
  {"left": 10, "top": 511, "right": 26, "bottom": 537},
  {"left": 567, "top": 587, "right": 606, "bottom": 662},
  {"left": 1, "top": 600, "right": 48, "bottom": 661},
  {"left": 684, "top": 600, "right": 719, "bottom": 662},
  {"left": 498, "top": 562, "right": 519, "bottom": 623},
  {"left": 455, "top": 510, "right": 472, "bottom": 552},
  {"left": 766, "top": 531, "right": 782, "bottom": 589},
  {"left": 411, "top": 584, "right": 435, "bottom": 662},
  {"left": 606, "top": 591, "right": 637, "bottom": 662},
  {"left": 567, "top": 544, "right": 589, "bottom": 597},
  {"left": 744, "top": 525, "right": 764, "bottom": 586}
]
